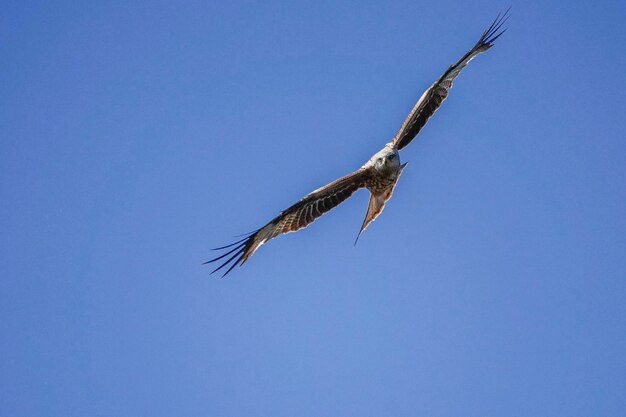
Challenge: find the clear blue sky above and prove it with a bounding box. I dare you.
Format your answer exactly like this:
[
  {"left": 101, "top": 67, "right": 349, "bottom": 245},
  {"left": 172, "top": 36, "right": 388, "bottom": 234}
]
[{"left": 2, "top": 1, "right": 625, "bottom": 416}]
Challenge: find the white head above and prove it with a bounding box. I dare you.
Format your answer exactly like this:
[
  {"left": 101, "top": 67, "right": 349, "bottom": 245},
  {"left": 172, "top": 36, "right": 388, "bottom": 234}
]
[{"left": 371, "top": 147, "right": 401, "bottom": 175}]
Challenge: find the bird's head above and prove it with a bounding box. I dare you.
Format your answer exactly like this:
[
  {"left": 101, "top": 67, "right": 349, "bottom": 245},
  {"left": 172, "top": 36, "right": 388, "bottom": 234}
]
[{"left": 372, "top": 148, "right": 401, "bottom": 174}]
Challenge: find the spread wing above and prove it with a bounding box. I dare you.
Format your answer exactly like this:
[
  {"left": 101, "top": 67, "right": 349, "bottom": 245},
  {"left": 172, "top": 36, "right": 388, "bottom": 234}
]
[
  {"left": 391, "top": 10, "right": 509, "bottom": 151},
  {"left": 206, "top": 168, "right": 369, "bottom": 276}
]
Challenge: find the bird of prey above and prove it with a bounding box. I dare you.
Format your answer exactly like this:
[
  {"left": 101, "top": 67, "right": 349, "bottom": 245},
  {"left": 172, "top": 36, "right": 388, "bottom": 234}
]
[{"left": 207, "top": 11, "right": 509, "bottom": 276}]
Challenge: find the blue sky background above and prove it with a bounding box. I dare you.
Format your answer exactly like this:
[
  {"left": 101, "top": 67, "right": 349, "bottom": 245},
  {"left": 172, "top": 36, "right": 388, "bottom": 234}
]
[{"left": 2, "top": 1, "right": 626, "bottom": 416}]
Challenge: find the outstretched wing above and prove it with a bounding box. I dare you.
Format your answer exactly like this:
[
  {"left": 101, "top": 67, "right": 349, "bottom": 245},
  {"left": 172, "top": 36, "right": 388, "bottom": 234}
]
[
  {"left": 391, "top": 10, "right": 509, "bottom": 151},
  {"left": 206, "top": 168, "right": 370, "bottom": 276}
]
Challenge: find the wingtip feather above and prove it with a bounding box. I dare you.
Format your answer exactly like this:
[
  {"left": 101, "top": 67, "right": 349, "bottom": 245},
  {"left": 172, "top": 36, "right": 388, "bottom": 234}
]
[
  {"left": 476, "top": 8, "right": 510, "bottom": 49},
  {"left": 206, "top": 234, "right": 253, "bottom": 277},
  {"left": 206, "top": 228, "right": 266, "bottom": 277}
]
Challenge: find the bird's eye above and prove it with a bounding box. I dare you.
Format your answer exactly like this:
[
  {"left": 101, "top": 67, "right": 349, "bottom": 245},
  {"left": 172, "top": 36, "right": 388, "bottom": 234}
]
[{"left": 388, "top": 154, "right": 395, "bottom": 160}]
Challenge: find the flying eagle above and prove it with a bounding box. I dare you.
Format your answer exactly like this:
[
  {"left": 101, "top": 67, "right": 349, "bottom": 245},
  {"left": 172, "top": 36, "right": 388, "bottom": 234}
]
[{"left": 207, "top": 11, "right": 509, "bottom": 276}]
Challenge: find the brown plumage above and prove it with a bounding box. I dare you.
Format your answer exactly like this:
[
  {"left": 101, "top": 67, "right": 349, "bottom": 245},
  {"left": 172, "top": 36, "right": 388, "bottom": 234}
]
[
  {"left": 356, "top": 161, "right": 408, "bottom": 244},
  {"left": 391, "top": 10, "right": 508, "bottom": 150},
  {"left": 206, "top": 11, "right": 509, "bottom": 276},
  {"left": 207, "top": 169, "right": 370, "bottom": 277}
]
